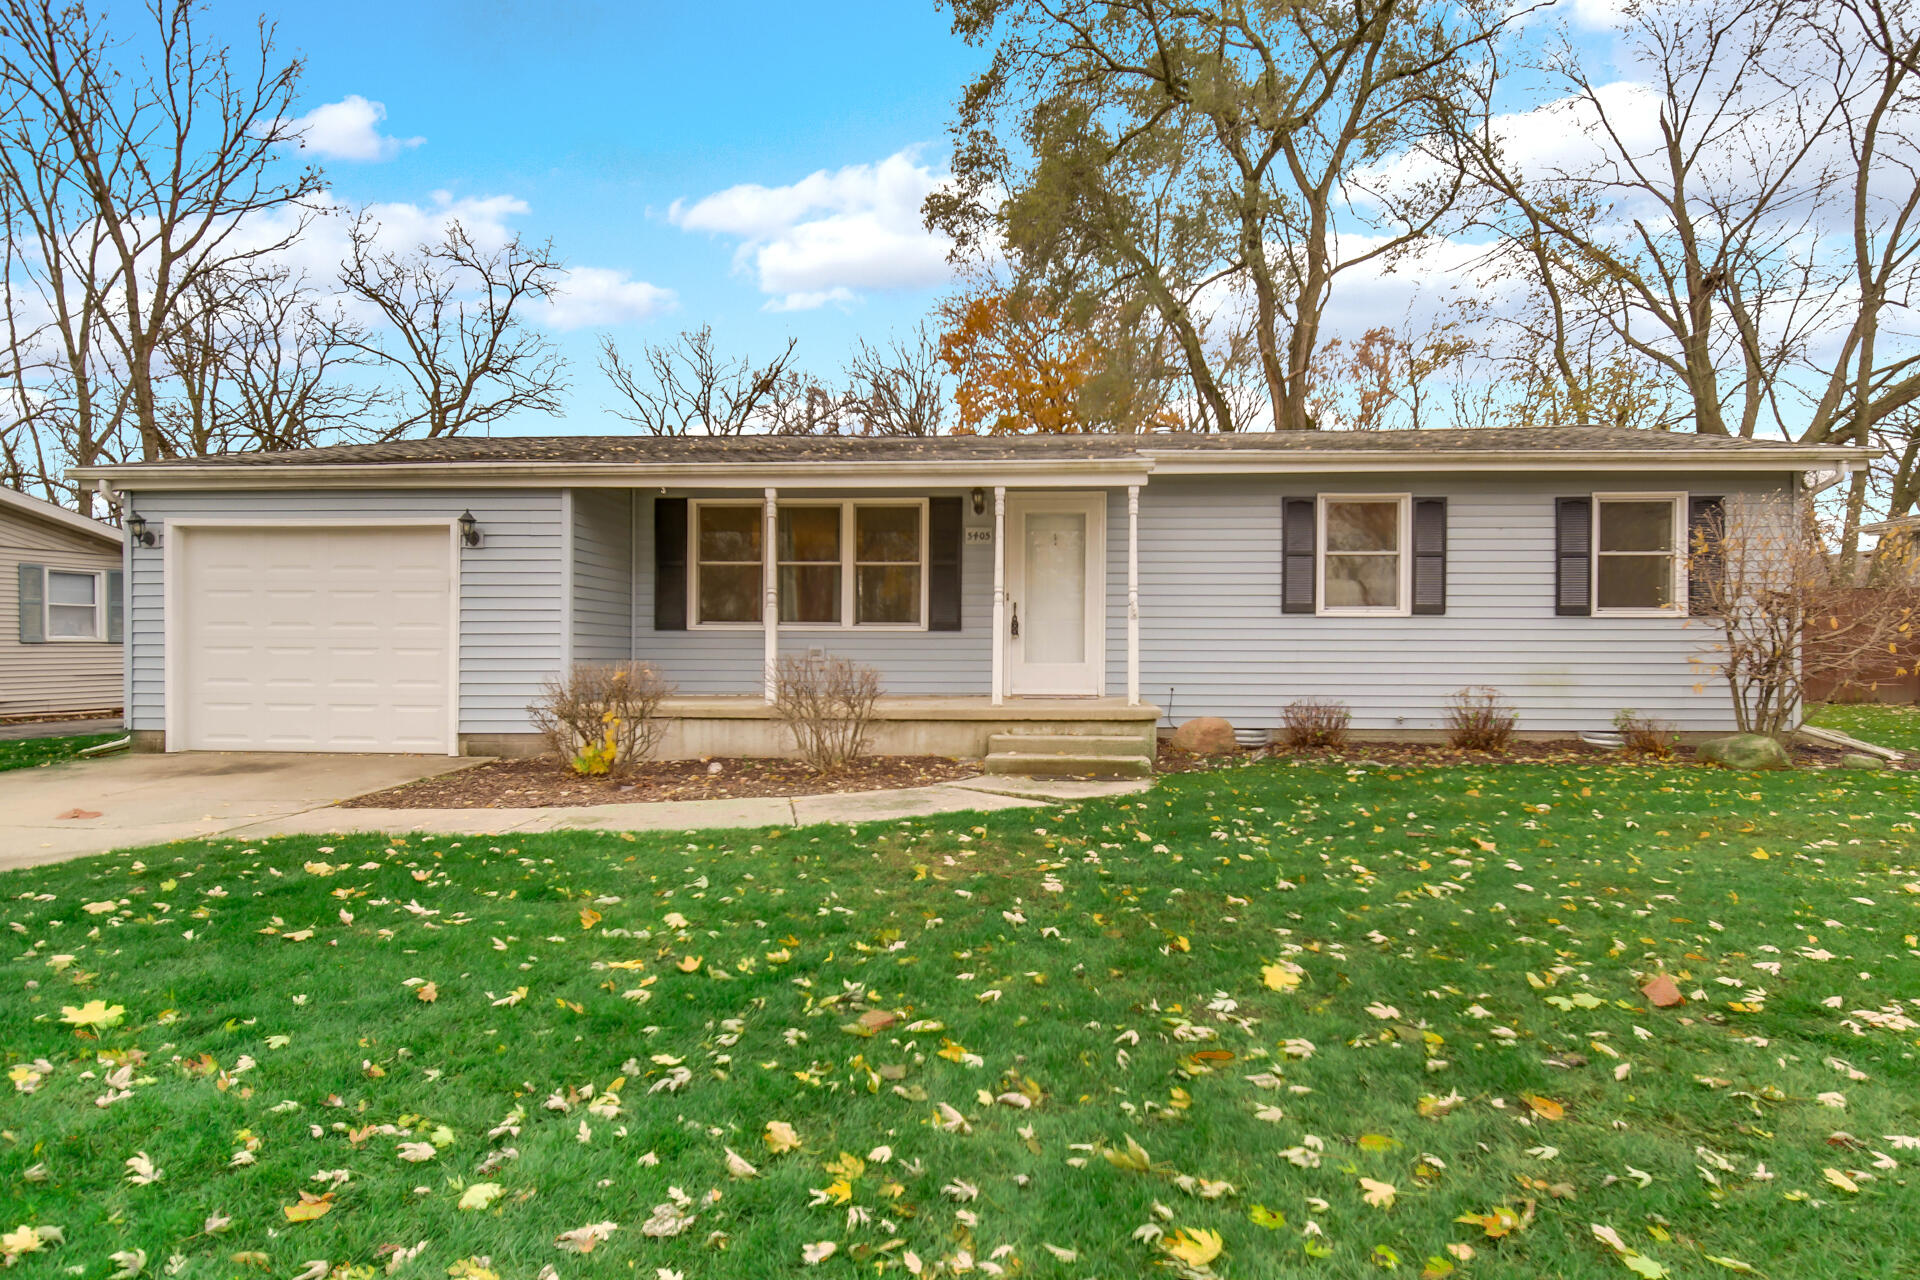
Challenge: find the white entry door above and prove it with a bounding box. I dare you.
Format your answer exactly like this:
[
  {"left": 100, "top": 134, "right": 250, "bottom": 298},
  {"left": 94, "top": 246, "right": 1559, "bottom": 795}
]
[
  {"left": 1006, "top": 493, "right": 1106, "bottom": 696},
  {"left": 173, "top": 525, "right": 456, "bottom": 753}
]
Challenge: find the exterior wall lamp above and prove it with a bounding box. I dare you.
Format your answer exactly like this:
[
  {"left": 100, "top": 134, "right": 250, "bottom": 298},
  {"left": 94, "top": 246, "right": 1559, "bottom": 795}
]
[
  {"left": 970, "top": 487, "right": 986, "bottom": 516},
  {"left": 458, "top": 509, "right": 483, "bottom": 547},
  {"left": 126, "top": 513, "right": 157, "bottom": 547}
]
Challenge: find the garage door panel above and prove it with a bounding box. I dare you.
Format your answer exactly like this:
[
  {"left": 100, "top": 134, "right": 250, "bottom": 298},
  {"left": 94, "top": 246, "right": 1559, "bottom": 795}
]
[{"left": 180, "top": 527, "right": 453, "bottom": 753}]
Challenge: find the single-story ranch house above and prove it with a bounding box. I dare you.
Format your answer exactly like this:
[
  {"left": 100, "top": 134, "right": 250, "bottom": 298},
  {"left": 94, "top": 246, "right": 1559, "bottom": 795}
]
[
  {"left": 3, "top": 484, "right": 125, "bottom": 721},
  {"left": 71, "top": 427, "right": 1865, "bottom": 771}
]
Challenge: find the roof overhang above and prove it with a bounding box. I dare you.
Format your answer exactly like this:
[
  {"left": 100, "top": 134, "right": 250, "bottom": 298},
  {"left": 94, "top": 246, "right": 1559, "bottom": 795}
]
[
  {"left": 0, "top": 485, "right": 122, "bottom": 544},
  {"left": 69, "top": 441, "right": 1875, "bottom": 491},
  {"left": 72, "top": 457, "right": 1158, "bottom": 492}
]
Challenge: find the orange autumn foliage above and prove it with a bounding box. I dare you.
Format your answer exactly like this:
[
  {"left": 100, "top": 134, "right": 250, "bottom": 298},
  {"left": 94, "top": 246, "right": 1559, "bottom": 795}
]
[{"left": 936, "top": 291, "right": 1099, "bottom": 434}]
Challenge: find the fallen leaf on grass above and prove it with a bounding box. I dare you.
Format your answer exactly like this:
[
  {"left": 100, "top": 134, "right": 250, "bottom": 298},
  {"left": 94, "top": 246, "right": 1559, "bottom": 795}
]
[
  {"left": 62, "top": 1000, "right": 126, "bottom": 1030},
  {"left": 554, "top": 1222, "right": 618, "bottom": 1253},
  {"left": 282, "top": 1191, "right": 334, "bottom": 1223},
  {"left": 1359, "top": 1177, "right": 1398, "bottom": 1208},
  {"left": 1163, "top": 1227, "right": 1224, "bottom": 1269},
  {"left": 764, "top": 1121, "right": 801, "bottom": 1154},
  {"left": 1521, "top": 1094, "right": 1565, "bottom": 1121},
  {"left": 457, "top": 1182, "right": 504, "bottom": 1211}
]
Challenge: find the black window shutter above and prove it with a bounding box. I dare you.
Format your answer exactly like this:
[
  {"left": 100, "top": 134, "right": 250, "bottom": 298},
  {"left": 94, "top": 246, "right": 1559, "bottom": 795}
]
[
  {"left": 17, "top": 563, "right": 45, "bottom": 643},
  {"left": 1282, "top": 497, "right": 1316, "bottom": 614},
  {"left": 1687, "top": 495, "right": 1725, "bottom": 615},
  {"left": 653, "top": 497, "right": 688, "bottom": 631},
  {"left": 1554, "top": 497, "right": 1592, "bottom": 616},
  {"left": 106, "top": 569, "right": 124, "bottom": 643},
  {"left": 1411, "top": 497, "right": 1447, "bottom": 615},
  {"left": 928, "top": 495, "right": 963, "bottom": 631}
]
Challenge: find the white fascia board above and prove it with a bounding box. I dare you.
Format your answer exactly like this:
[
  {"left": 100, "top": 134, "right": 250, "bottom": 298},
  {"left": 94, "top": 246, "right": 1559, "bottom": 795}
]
[
  {"left": 1142, "top": 447, "right": 1879, "bottom": 474},
  {"left": 69, "top": 458, "right": 1156, "bottom": 491}
]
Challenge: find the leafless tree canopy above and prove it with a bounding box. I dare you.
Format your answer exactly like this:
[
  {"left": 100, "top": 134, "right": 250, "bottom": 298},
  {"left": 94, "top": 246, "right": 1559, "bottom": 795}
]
[
  {"left": 339, "top": 214, "right": 568, "bottom": 439},
  {"left": 0, "top": 0, "right": 319, "bottom": 502},
  {"left": 599, "top": 326, "right": 799, "bottom": 436}
]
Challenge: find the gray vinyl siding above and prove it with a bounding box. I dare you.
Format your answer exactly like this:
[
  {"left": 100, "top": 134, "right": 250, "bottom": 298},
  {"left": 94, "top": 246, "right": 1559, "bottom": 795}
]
[
  {"left": 1, "top": 506, "right": 123, "bottom": 717},
  {"left": 123, "top": 489, "right": 565, "bottom": 735},
  {"left": 1106, "top": 472, "right": 1785, "bottom": 734},
  {"left": 631, "top": 490, "right": 995, "bottom": 695},
  {"left": 571, "top": 488, "right": 634, "bottom": 664}
]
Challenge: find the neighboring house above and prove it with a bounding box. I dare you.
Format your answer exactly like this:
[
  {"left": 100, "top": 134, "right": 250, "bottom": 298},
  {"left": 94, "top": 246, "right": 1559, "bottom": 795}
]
[
  {"left": 72, "top": 428, "right": 1864, "bottom": 765},
  {"left": 2, "top": 486, "right": 124, "bottom": 720}
]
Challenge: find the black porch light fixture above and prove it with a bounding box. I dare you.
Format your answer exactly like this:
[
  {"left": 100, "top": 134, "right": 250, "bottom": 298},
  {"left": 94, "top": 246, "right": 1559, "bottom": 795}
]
[
  {"left": 126, "top": 512, "right": 156, "bottom": 547},
  {"left": 970, "top": 487, "right": 987, "bottom": 516},
  {"left": 457, "top": 509, "right": 482, "bottom": 547}
]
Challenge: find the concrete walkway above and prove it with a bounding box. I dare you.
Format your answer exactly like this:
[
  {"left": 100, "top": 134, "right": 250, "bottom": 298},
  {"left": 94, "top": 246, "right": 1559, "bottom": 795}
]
[{"left": 0, "top": 752, "right": 1150, "bottom": 869}]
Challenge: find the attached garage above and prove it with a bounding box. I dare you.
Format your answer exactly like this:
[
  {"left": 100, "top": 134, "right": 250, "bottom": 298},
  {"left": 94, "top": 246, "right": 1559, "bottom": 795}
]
[{"left": 168, "top": 523, "right": 457, "bottom": 753}]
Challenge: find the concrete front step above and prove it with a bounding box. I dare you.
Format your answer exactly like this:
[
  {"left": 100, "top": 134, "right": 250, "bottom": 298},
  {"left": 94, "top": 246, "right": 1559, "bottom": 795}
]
[
  {"left": 986, "top": 732, "right": 1152, "bottom": 757},
  {"left": 982, "top": 752, "right": 1154, "bottom": 779}
]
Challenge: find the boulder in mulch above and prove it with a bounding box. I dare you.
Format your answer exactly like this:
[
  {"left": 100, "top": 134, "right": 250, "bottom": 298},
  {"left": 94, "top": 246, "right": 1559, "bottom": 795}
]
[
  {"left": 1169, "top": 717, "right": 1238, "bottom": 755},
  {"left": 1836, "top": 752, "right": 1884, "bottom": 770},
  {"left": 1696, "top": 733, "right": 1792, "bottom": 771}
]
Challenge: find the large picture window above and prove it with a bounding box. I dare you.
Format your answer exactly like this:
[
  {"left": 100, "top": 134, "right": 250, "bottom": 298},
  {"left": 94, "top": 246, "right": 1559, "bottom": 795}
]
[
  {"left": 1317, "top": 495, "right": 1410, "bottom": 615},
  {"left": 46, "top": 569, "right": 103, "bottom": 640},
  {"left": 1594, "top": 495, "right": 1683, "bottom": 614},
  {"left": 693, "top": 500, "right": 926, "bottom": 629}
]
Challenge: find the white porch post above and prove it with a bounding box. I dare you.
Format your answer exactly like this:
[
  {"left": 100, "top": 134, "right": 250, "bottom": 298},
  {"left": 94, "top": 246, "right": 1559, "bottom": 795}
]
[
  {"left": 990, "top": 485, "right": 1007, "bottom": 706},
  {"left": 1127, "top": 484, "right": 1140, "bottom": 707},
  {"left": 763, "top": 487, "right": 778, "bottom": 703}
]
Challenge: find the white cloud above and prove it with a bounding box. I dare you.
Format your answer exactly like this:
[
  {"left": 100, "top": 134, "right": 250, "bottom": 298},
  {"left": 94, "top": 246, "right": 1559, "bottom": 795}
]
[
  {"left": 547, "top": 265, "right": 677, "bottom": 329},
  {"left": 285, "top": 95, "right": 424, "bottom": 162},
  {"left": 670, "top": 148, "right": 957, "bottom": 310}
]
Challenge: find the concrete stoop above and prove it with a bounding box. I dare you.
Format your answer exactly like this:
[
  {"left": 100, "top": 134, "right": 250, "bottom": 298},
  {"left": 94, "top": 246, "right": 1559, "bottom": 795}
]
[{"left": 982, "top": 731, "right": 1156, "bottom": 779}]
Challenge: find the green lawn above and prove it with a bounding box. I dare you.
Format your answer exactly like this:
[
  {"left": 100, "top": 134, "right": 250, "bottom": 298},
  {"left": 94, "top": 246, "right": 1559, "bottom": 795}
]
[
  {"left": 3, "top": 760, "right": 1918, "bottom": 1279},
  {"left": 0, "top": 732, "right": 121, "bottom": 773},
  {"left": 1806, "top": 702, "right": 1920, "bottom": 754}
]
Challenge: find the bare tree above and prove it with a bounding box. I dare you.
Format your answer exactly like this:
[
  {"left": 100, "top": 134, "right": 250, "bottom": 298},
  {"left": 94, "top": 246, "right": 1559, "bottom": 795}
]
[
  {"left": 161, "top": 265, "right": 386, "bottom": 455},
  {"left": 0, "top": 0, "right": 321, "bottom": 476},
  {"left": 599, "top": 325, "right": 800, "bottom": 435},
  {"left": 841, "top": 324, "right": 948, "bottom": 435},
  {"left": 339, "top": 214, "right": 568, "bottom": 438}
]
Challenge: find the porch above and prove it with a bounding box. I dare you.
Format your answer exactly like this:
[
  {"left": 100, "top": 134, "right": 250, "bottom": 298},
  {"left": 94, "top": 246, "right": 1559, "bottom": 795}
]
[{"left": 465, "top": 694, "right": 1163, "bottom": 774}]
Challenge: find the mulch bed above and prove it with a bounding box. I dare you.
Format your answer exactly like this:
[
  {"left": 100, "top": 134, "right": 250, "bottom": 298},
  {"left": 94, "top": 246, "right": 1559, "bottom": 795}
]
[
  {"left": 341, "top": 755, "right": 979, "bottom": 809},
  {"left": 1157, "top": 738, "right": 1909, "bottom": 772}
]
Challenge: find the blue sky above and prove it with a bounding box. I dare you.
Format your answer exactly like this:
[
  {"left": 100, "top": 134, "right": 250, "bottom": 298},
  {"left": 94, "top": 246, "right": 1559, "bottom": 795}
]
[{"left": 222, "top": 0, "right": 991, "bottom": 428}]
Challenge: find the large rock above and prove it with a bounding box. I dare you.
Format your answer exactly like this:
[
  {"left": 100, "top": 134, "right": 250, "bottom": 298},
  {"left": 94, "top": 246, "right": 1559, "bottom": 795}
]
[
  {"left": 1836, "top": 752, "right": 1884, "bottom": 770},
  {"left": 1696, "top": 733, "right": 1792, "bottom": 771},
  {"left": 1170, "top": 716, "right": 1238, "bottom": 755}
]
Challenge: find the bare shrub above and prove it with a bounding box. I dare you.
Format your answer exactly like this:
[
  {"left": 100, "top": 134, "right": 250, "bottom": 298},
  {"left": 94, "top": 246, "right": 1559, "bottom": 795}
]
[
  {"left": 1281, "top": 698, "right": 1352, "bottom": 749},
  {"left": 1613, "top": 708, "right": 1676, "bottom": 758},
  {"left": 528, "top": 662, "right": 674, "bottom": 773},
  {"left": 1692, "top": 493, "right": 1918, "bottom": 736},
  {"left": 1445, "top": 686, "right": 1517, "bottom": 752},
  {"left": 772, "top": 654, "right": 883, "bottom": 773}
]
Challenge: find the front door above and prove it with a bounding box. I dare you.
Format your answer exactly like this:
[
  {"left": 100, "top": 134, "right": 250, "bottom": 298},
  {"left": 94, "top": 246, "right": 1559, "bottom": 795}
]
[{"left": 1006, "top": 492, "right": 1106, "bottom": 696}]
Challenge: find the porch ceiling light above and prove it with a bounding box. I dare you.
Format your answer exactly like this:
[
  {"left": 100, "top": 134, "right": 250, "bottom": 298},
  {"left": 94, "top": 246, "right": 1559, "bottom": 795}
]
[{"left": 458, "top": 509, "right": 483, "bottom": 547}]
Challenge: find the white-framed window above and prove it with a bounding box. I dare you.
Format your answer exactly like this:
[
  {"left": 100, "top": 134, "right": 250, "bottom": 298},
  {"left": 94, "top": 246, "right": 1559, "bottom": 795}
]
[
  {"left": 46, "top": 568, "right": 104, "bottom": 640},
  {"left": 1316, "top": 494, "right": 1411, "bottom": 616},
  {"left": 1593, "top": 493, "right": 1685, "bottom": 615},
  {"left": 691, "top": 499, "right": 928, "bottom": 630}
]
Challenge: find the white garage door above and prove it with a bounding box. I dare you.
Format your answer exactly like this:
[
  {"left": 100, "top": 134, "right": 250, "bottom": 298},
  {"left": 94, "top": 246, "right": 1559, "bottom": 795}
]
[{"left": 177, "top": 526, "right": 455, "bottom": 752}]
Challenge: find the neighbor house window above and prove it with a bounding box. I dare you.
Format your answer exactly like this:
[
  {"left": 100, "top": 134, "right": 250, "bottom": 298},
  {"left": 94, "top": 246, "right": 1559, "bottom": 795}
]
[
  {"left": 1317, "top": 495, "right": 1410, "bottom": 615},
  {"left": 46, "top": 569, "right": 103, "bottom": 640},
  {"left": 693, "top": 500, "right": 927, "bottom": 628},
  {"left": 1594, "top": 495, "right": 1683, "bottom": 613}
]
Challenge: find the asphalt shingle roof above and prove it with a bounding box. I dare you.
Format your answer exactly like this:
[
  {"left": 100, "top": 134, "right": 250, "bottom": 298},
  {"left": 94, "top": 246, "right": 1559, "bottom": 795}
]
[{"left": 121, "top": 426, "right": 1826, "bottom": 468}]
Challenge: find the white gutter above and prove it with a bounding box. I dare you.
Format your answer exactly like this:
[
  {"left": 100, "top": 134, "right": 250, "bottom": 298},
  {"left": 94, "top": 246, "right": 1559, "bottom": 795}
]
[
  {"left": 68, "top": 458, "right": 1157, "bottom": 491},
  {"left": 69, "top": 443, "right": 1876, "bottom": 491}
]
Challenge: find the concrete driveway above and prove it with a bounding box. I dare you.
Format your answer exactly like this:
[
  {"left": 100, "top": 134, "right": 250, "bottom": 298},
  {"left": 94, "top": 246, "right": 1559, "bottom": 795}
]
[{"left": 0, "top": 752, "right": 479, "bottom": 869}]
